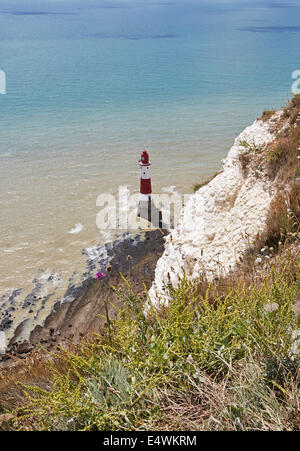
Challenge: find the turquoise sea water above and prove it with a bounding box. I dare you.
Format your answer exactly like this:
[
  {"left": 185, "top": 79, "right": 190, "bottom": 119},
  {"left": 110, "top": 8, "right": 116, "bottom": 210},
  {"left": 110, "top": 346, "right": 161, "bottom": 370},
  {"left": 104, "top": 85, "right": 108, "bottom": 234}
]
[
  {"left": 0, "top": 0, "right": 300, "bottom": 303},
  {"left": 1, "top": 1, "right": 299, "bottom": 162}
]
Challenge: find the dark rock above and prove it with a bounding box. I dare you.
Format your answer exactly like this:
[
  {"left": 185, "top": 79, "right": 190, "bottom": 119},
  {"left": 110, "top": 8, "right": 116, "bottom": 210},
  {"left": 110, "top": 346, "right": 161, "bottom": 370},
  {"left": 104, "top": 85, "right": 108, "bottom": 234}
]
[
  {"left": 1, "top": 317, "right": 13, "bottom": 330},
  {"left": 0, "top": 354, "right": 11, "bottom": 362},
  {"left": 16, "top": 341, "right": 32, "bottom": 354}
]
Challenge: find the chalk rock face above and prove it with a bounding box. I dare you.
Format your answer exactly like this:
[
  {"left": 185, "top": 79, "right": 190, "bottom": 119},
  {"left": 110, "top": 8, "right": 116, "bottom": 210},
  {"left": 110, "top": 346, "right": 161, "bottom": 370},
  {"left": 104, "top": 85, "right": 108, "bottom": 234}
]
[{"left": 149, "top": 114, "right": 281, "bottom": 305}]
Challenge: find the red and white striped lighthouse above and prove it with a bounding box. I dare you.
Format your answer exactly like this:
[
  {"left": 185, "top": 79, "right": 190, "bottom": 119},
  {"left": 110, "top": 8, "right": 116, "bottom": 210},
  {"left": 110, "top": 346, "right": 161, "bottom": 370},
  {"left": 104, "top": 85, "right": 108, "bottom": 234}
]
[{"left": 139, "top": 150, "right": 152, "bottom": 202}]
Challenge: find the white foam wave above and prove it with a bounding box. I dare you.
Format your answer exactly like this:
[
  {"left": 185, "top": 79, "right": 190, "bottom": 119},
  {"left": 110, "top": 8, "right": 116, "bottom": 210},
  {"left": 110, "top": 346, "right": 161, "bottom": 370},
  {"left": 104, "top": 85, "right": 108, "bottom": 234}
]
[{"left": 68, "top": 223, "right": 83, "bottom": 234}]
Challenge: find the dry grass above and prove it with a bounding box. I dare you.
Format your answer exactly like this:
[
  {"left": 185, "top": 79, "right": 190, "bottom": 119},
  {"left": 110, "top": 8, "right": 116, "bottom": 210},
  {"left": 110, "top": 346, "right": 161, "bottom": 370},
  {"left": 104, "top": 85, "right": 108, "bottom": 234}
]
[
  {"left": 252, "top": 183, "right": 300, "bottom": 252},
  {"left": 240, "top": 95, "right": 300, "bottom": 254},
  {"left": 266, "top": 127, "right": 300, "bottom": 180},
  {"left": 240, "top": 95, "right": 300, "bottom": 181},
  {"left": 152, "top": 360, "right": 300, "bottom": 431}
]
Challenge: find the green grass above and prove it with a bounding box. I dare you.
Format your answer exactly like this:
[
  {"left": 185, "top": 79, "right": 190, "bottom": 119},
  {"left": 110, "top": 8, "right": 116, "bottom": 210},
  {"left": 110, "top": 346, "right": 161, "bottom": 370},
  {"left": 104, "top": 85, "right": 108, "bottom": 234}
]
[
  {"left": 237, "top": 138, "right": 264, "bottom": 154},
  {"left": 193, "top": 171, "right": 222, "bottom": 193},
  {"left": 8, "top": 257, "right": 300, "bottom": 431}
]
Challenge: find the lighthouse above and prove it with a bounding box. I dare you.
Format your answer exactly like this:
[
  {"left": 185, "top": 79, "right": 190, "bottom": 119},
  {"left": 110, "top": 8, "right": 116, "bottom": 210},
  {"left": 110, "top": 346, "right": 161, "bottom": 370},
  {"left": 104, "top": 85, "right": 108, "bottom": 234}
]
[
  {"left": 137, "top": 150, "right": 152, "bottom": 224},
  {"left": 137, "top": 150, "right": 162, "bottom": 228},
  {"left": 139, "top": 150, "right": 152, "bottom": 202}
]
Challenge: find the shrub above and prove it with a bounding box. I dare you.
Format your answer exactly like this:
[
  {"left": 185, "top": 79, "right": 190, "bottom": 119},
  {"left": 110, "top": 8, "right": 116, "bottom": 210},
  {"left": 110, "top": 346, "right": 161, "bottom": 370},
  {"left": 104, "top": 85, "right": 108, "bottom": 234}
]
[
  {"left": 237, "top": 139, "right": 264, "bottom": 154},
  {"left": 259, "top": 110, "right": 276, "bottom": 122},
  {"left": 291, "top": 94, "right": 300, "bottom": 107}
]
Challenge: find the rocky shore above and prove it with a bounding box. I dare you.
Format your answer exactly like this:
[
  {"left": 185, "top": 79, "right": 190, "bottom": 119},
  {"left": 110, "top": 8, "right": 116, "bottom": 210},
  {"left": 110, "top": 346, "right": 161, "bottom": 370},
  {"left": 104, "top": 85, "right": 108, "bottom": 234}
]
[{"left": 0, "top": 229, "right": 167, "bottom": 364}]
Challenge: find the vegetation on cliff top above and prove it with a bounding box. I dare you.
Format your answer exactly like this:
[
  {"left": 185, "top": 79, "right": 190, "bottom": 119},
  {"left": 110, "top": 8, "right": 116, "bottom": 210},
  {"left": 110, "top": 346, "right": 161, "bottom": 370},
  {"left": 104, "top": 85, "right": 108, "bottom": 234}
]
[{"left": 0, "top": 248, "right": 299, "bottom": 431}]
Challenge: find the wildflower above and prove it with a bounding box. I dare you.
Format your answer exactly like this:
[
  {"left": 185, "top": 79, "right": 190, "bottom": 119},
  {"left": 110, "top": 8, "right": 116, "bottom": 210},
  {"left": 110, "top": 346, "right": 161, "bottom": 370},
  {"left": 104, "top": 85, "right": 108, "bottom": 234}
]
[
  {"left": 94, "top": 272, "right": 106, "bottom": 279},
  {"left": 255, "top": 257, "right": 262, "bottom": 264}
]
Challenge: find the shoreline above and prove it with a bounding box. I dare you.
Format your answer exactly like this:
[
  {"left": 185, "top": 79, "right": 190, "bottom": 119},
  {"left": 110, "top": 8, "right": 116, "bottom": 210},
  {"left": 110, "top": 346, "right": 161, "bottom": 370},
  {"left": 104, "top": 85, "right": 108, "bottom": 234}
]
[{"left": 1, "top": 229, "right": 167, "bottom": 364}]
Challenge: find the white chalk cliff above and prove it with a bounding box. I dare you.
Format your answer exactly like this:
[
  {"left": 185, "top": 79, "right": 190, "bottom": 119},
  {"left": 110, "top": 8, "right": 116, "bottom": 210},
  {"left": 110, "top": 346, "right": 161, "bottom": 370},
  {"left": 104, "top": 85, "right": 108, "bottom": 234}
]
[{"left": 150, "top": 112, "right": 283, "bottom": 305}]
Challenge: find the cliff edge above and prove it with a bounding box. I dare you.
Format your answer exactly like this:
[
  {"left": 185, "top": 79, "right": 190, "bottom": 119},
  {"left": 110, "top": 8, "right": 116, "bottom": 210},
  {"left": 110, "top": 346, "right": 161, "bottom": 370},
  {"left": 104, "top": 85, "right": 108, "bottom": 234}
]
[{"left": 150, "top": 106, "right": 299, "bottom": 305}]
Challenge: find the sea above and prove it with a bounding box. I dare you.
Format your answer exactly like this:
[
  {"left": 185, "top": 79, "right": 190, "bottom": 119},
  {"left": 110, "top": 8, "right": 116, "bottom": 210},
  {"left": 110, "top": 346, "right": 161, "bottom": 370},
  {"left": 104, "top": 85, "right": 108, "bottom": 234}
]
[{"left": 0, "top": 0, "right": 300, "bottom": 339}]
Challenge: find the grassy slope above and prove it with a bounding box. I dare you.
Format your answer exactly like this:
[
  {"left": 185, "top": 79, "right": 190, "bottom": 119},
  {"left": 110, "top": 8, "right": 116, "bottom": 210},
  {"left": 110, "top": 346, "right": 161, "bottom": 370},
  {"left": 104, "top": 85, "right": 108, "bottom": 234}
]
[{"left": 1, "top": 254, "right": 299, "bottom": 431}]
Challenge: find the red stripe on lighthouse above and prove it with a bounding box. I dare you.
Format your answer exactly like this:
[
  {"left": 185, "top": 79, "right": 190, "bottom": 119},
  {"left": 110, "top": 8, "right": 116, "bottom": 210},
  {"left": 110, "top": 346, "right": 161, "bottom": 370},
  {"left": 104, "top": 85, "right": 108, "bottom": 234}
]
[{"left": 140, "top": 178, "right": 152, "bottom": 195}]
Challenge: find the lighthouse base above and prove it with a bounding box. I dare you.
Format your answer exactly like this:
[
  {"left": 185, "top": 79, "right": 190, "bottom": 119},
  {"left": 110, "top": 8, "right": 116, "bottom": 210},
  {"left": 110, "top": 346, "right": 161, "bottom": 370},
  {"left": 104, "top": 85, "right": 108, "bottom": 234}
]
[
  {"left": 139, "top": 193, "right": 151, "bottom": 202},
  {"left": 137, "top": 199, "right": 163, "bottom": 229}
]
